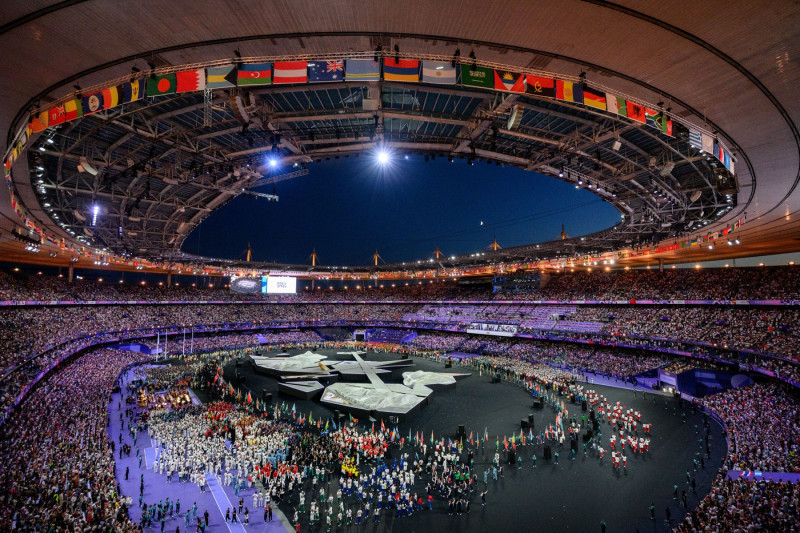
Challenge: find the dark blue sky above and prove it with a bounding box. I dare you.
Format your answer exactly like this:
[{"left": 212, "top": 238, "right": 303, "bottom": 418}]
[{"left": 182, "top": 155, "right": 621, "bottom": 265}]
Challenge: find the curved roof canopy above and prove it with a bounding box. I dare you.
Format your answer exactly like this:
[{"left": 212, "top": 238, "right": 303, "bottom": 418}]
[{"left": 0, "top": 1, "right": 798, "bottom": 275}]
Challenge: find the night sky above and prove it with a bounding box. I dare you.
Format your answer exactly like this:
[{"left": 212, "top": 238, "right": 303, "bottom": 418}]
[{"left": 182, "top": 154, "right": 621, "bottom": 265}]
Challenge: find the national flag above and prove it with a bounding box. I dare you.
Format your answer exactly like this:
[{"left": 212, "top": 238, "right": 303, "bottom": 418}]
[
  {"left": 626, "top": 101, "right": 646, "bottom": 123},
  {"left": 688, "top": 129, "right": 703, "bottom": 151},
  {"left": 205, "top": 66, "right": 237, "bottom": 88},
  {"left": 383, "top": 58, "right": 420, "bottom": 82},
  {"left": 176, "top": 69, "right": 206, "bottom": 93},
  {"left": 526, "top": 75, "right": 555, "bottom": 98},
  {"left": 582, "top": 86, "right": 607, "bottom": 111},
  {"left": 291, "top": 403, "right": 296, "bottom": 414},
  {"left": 555, "top": 80, "right": 583, "bottom": 104},
  {"left": 713, "top": 141, "right": 725, "bottom": 163},
  {"left": 213, "top": 374, "right": 219, "bottom": 383},
  {"left": 645, "top": 108, "right": 673, "bottom": 136},
  {"left": 308, "top": 60, "right": 344, "bottom": 82},
  {"left": 431, "top": 430, "right": 434, "bottom": 444},
  {"left": 461, "top": 65, "right": 493, "bottom": 89},
  {"left": 494, "top": 70, "right": 525, "bottom": 92},
  {"left": 237, "top": 63, "right": 272, "bottom": 86},
  {"left": 421, "top": 61, "right": 456, "bottom": 84},
  {"left": 273, "top": 61, "right": 307, "bottom": 84},
  {"left": 48, "top": 105, "right": 67, "bottom": 127},
  {"left": 102, "top": 86, "right": 121, "bottom": 110},
  {"left": 380, "top": 419, "right": 386, "bottom": 432},
  {"left": 246, "top": 391, "right": 252, "bottom": 404},
  {"left": 81, "top": 91, "right": 105, "bottom": 115},
  {"left": 503, "top": 435, "right": 508, "bottom": 451},
  {"left": 325, "top": 420, "right": 329, "bottom": 431},
  {"left": 345, "top": 59, "right": 380, "bottom": 81},
  {"left": 120, "top": 80, "right": 144, "bottom": 103},
  {"left": 606, "top": 93, "right": 624, "bottom": 115},
  {"left": 146, "top": 74, "right": 177, "bottom": 96},
  {"left": 724, "top": 152, "right": 734, "bottom": 174},
  {"left": 702, "top": 132, "right": 714, "bottom": 154}
]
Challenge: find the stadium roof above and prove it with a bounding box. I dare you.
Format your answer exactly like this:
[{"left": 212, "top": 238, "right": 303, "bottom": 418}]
[{"left": 0, "top": 1, "right": 798, "bottom": 277}]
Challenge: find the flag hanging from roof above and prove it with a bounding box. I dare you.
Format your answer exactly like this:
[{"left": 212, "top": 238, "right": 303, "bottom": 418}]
[
  {"left": 102, "top": 86, "right": 121, "bottom": 110},
  {"left": 308, "top": 60, "right": 344, "bottom": 82},
  {"left": 582, "top": 86, "right": 607, "bottom": 111},
  {"left": 688, "top": 128, "right": 701, "bottom": 149},
  {"left": 461, "top": 65, "right": 493, "bottom": 89},
  {"left": 237, "top": 63, "right": 272, "bottom": 86},
  {"left": 606, "top": 93, "right": 624, "bottom": 115},
  {"left": 526, "top": 75, "right": 555, "bottom": 98},
  {"left": 273, "top": 61, "right": 308, "bottom": 84},
  {"left": 421, "top": 61, "right": 456, "bottom": 84},
  {"left": 383, "top": 58, "right": 420, "bottom": 82},
  {"left": 176, "top": 69, "right": 206, "bottom": 93},
  {"left": 120, "top": 79, "right": 144, "bottom": 103},
  {"left": 206, "top": 66, "right": 237, "bottom": 88},
  {"left": 81, "top": 91, "right": 105, "bottom": 114},
  {"left": 555, "top": 80, "right": 584, "bottom": 104},
  {"left": 494, "top": 70, "right": 525, "bottom": 92},
  {"left": 30, "top": 111, "right": 50, "bottom": 133},
  {"left": 48, "top": 105, "right": 66, "bottom": 127},
  {"left": 625, "top": 101, "right": 646, "bottom": 123},
  {"left": 644, "top": 107, "right": 673, "bottom": 136},
  {"left": 146, "top": 73, "right": 177, "bottom": 96},
  {"left": 345, "top": 59, "right": 380, "bottom": 81}
]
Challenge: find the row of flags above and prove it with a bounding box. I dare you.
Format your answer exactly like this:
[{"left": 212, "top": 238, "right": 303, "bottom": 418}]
[
  {"left": 689, "top": 129, "right": 735, "bottom": 173},
  {"left": 29, "top": 58, "right": 676, "bottom": 139},
  {"left": 9, "top": 55, "right": 737, "bottom": 265}
]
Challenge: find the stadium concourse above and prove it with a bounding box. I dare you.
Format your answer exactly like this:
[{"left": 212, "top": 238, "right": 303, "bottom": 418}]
[{"left": 0, "top": 268, "right": 798, "bottom": 532}]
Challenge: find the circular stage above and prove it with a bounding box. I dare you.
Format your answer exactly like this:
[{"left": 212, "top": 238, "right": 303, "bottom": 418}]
[{"left": 222, "top": 348, "right": 727, "bottom": 532}]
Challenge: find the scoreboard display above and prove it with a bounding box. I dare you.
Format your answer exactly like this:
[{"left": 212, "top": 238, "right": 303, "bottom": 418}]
[{"left": 230, "top": 275, "right": 297, "bottom": 294}]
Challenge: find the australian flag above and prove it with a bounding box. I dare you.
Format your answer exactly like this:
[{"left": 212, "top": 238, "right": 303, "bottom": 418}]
[{"left": 309, "top": 60, "right": 344, "bottom": 82}]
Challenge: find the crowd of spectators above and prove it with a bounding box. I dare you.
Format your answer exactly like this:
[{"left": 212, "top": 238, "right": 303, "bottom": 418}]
[
  {"left": 674, "top": 383, "right": 800, "bottom": 531},
  {"left": 408, "top": 333, "right": 674, "bottom": 377},
  {"left": 0, "top": 271, "right": 479, "bottom": 302},
  {"left": 526, "top": 266, "right": 800, "bottom": 301},
  {"left": 676, "top": 475, "right": 800, "bottom": 532},
  {"left": 699, "top": 383, "right": 800, "bottom": 473},
  {"left": 3, "top": 265, "right": 799, "bottom": 304},
  {"left": 0, "top": 348, "right": 148, "bottom": 531}
]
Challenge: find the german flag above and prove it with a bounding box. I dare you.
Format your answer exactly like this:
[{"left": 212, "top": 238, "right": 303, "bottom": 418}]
[{"left": 582, "top": 86, "right": 607, "bottom": 111}]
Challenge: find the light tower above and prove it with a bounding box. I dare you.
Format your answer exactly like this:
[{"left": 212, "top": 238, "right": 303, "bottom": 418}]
[
  {"left": 488, "top": 237, "right": 502, "bottom": 251},
  {"left": 559, "top": 224, "right": 569, "bottom": 240},
  {"left": 372, "top": 249, "right": 384, "bottom": 288}
]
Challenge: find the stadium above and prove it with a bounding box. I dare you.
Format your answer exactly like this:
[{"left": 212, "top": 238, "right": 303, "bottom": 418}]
[{"left": 0, "top": 2, "right": 798, "bottom": 532}]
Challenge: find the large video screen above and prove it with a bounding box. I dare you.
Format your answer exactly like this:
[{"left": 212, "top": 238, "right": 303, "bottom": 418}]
[
  {"left": 230, "top": 276, "right": 262, "bottom": 294},
  {"left": 265, "top": 276, "right": 297, "bottom": 294}
]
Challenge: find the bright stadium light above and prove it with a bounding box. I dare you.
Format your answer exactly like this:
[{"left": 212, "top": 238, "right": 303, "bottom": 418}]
[
  {"left": 377, "top": 149, "right": 390, "bottom": 165},
  {"left": 91, "top": 204, "right": 100, "bottom": 227},
  {"left": 268, "top": 158, "right": 278, "bottom": 168}
]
